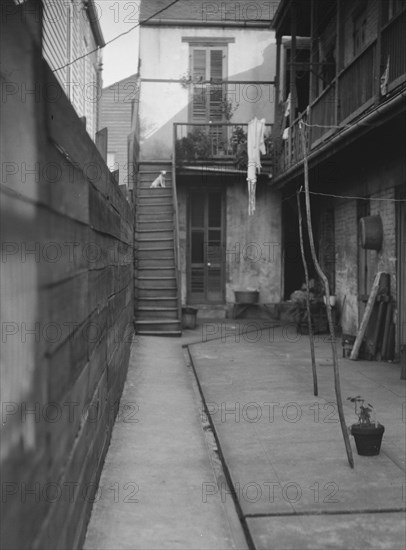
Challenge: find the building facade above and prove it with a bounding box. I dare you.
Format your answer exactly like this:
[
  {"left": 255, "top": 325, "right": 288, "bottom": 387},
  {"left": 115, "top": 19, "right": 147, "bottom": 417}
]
[
  {"left": 134, "top": 0, "right": 281, "bottom": 333},
  {"left": 41, "top": 0, "right": 105, "bottom": 139},
  {"left": 100, "top": 73, "right": 139, "bottom": 189},
  {"left": 271, "top": 0, "right": 406, "bottom": 360}
]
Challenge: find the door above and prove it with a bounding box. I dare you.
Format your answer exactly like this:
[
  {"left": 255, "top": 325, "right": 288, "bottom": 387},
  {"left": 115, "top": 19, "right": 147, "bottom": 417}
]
[{"left": 188, "top": 189, "right": 225, "bottom": 304}]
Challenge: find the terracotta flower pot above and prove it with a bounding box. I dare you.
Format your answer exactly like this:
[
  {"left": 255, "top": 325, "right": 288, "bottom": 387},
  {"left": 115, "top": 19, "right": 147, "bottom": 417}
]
[{"left": 350, "top": 423, "right": 385, "bottom": 456}]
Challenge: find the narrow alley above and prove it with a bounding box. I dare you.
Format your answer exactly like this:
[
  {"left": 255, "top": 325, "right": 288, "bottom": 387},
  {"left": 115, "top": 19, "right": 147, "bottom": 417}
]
[{"left": 1, "top": 1, "right": 406, "bottom": 549}]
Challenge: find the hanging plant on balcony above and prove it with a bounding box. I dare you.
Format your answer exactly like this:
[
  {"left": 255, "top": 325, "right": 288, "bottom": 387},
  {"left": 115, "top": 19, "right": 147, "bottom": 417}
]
[
  {"left": 220, "top": 97, "right": 239, "bottom": 121},
  {"left": 179, "top": 71, "right": 192, "bottom": 89},
  {"left": 175, "top": 128, "right": 212, "bottom": 163},
  {"left": 178, "top": 71, "right": 205, "bottom": 89}
]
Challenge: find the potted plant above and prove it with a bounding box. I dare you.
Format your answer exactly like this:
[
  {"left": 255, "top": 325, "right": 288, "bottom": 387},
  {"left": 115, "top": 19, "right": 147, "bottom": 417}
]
[{"left": 347, "top": 396, "right": 385, "bottom": 456}]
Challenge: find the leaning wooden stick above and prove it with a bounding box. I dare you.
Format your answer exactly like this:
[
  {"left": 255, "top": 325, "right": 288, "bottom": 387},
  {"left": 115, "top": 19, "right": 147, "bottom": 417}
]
[
  {"left": 299, "top": 120, "right": 354, "bottom": 468},
  {"left": 350, "top": 272, "right": 383, "bottom": 360},
  {"left": 297, "top": 190, "right": 318, "bottom": 396}
]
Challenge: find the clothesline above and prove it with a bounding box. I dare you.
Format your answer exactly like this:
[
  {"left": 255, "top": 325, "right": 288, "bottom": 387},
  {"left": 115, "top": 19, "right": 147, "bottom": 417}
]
[{"left": 282, "top": 189, "right": 406, "bottom": 203}]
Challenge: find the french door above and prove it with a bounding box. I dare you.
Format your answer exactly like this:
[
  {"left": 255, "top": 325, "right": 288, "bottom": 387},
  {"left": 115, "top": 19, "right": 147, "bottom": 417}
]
[{"left": 188, "top": 189, "right": 225, "bottom": 304}]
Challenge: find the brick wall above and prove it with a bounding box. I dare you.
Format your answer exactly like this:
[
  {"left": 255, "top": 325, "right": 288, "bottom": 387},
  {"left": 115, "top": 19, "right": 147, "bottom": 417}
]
[
  {"left": 370, "top": 187, "right": 397, "bottom": 299},
  {"left": 0, "top": 5, "right": 134, "bottom": 549},
  {"left": 334, "top": 200, "right": 359, "bottom": 334},
  {"left": 323, "top": 153, "right": 401, "bottom": 339}
]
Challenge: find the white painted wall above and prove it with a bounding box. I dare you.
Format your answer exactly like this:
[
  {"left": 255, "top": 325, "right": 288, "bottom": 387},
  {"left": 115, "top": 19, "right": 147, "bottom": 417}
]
[{"left": 138, "top": 25, "right": 276, "bottom": 160}]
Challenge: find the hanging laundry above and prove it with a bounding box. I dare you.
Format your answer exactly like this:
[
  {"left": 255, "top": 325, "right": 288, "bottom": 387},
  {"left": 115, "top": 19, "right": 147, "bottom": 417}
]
[
  {"left": 284, "top": 92, "right": 291, "bottom": 118},
  {"left": 380, "top": 56, "right": 390, "bottom": 96},
  {"left": 247, "top": 117, "right": 266, "bottom": 216}
]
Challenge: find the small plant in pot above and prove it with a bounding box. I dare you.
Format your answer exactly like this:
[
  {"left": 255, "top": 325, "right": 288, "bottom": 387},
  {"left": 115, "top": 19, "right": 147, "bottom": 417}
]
[{"left": 347, "top": 396, "right": 385, "bottom": 456}]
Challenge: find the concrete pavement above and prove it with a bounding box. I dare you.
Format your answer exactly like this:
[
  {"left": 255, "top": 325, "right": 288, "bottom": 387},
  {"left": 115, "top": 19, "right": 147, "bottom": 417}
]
[
  {"left": 84, "top": 319, "right": 406, "bottom": 549},
  {"left": 188, "top": 320, "right": 406, "bottom": 549},
  {"left": 84, "top": 333, "right": 246, "bottom": 550}
]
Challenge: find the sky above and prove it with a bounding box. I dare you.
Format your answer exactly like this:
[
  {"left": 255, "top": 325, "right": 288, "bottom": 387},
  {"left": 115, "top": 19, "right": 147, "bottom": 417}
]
[{"left": 97, "top": 0, "right": 140, "bottom": 87}]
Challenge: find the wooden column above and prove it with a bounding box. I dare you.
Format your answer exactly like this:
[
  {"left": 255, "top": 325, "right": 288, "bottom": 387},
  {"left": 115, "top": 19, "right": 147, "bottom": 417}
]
[
  {"left": 289, "top": 1, "right": 297, "bottom": 162},
  {"left": 335, "top": 0, "right": 341, "bottom": 125},
  {"left": 308, "top": 0, "right": 316, "bottom": 145},
  {"left": 275, "top": 33, "right": 282, "bottom": 122},
  {"left": 375, "top": 0, "right": 383, "bottom": 104}
]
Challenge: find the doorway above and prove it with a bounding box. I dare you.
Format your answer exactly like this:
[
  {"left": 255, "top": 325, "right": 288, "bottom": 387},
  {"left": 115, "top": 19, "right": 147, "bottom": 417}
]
[{"left": 188, "top": 188, "right": 225, "bottom": 304}]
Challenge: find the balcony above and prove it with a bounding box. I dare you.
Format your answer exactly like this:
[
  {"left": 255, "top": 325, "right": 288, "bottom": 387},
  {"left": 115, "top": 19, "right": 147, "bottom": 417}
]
[
  {"left": 275, "top": 7, "right": 406, "bottom": 177},
  {"left": 174, "top": 123, "right": 273, "bottom": 168}
]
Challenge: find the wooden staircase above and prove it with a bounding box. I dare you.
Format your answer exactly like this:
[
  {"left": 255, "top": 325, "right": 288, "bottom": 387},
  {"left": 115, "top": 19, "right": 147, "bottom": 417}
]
[{"left": 135, "top": 161, "right": 182, "bottom": 335}]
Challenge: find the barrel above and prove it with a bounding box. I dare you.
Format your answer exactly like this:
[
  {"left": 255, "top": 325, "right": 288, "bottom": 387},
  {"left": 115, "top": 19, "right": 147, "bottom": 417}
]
[{"left": 359, "top": 215, "right": 383, "bottom": 250}]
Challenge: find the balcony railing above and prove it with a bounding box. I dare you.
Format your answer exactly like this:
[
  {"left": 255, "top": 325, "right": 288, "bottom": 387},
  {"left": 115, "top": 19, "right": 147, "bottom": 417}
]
[
  {"left": 174, "top": 123, "right": 273, "bottom": 165},
  {"left": 339, "top": 42, "right": 376, "bottom": 122},
  {"left": 275, "top": 8, "right": 406, "bottom": 176},
  {"left": 381, "top": 9, "right": 406, "bottom": 90}
]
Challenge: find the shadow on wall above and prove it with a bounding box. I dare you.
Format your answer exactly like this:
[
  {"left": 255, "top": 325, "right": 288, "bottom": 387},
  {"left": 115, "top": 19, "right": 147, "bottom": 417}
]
[{"left": 138, "top": 42, "right": 276, "bottom": 161}]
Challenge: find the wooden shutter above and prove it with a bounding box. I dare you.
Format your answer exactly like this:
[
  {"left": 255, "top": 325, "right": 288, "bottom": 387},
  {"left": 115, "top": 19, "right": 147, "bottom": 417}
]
[
  {"left": 192, "top": 49, "right": 207, "bottom": 122},
  {"left": 191, "top": 47, "right": 225, "bottom": 122},
  {"left": 209, "top": 50, "right": 223, "bottom": 122}
]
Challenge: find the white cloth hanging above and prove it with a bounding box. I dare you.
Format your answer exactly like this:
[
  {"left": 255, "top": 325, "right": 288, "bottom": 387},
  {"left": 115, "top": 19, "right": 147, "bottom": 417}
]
[
  {"left": 380, "top": 56, "right": 390, "bottom": 96},
  {"left": 247, "top": 117, "right": 266, "bottom": 216}
]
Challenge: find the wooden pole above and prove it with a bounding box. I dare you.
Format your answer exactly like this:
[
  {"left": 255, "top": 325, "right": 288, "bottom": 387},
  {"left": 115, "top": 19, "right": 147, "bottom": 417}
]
[
  {"left": 299, "top": 120, "right": 354, "bottom": 469},
  {"left": 297, "top": 190, "right": 318, "bottom": 396},
  {"left": 350, "top": 272, "right": 383, "bottom": 360}
]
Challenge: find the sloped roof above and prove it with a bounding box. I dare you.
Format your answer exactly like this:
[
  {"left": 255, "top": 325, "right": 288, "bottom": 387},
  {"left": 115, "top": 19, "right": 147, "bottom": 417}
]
[{"left": 140, "top": 0, "right": 280, "bottom": 25}]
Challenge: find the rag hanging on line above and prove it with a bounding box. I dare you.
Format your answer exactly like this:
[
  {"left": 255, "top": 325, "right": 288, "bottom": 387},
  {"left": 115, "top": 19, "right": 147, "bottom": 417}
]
[{"left": 247, "top": 117, "right": 266, "bottom": 216}]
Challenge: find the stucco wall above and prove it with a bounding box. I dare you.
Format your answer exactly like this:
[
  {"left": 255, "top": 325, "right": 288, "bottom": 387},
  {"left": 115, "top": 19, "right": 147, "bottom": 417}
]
[
  {"left": 226, "top": 182, "right": 282, "bottom": 303},
  {"left": 177, "top": 180, "right": 282, "bottom": 307},
  {"left": 138, "top": 25, "right": 276, "bottom": 160}
]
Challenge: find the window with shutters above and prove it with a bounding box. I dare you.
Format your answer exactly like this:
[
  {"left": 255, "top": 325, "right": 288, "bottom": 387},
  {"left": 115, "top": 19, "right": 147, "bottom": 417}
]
[{"left": 189, "top": 46, "right": 227, "bottom": 123}]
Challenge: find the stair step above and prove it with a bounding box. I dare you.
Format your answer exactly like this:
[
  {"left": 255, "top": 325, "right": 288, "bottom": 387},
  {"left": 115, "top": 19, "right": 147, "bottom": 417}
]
[
  {"left": 137, "top": 218, "right": 173, "bottom": 223},
  {"left": 137, "top": 288, "right": 178, "bottom": 298},
  {"left": 136, "top": 206, "right": 173, "bottom": 214},
  {"left": 137, "top": 258, "right": 175, "bottom": 268},
  {"left": 138, "top": 277, "right": 177, "bottom": 289},
  {"left": 138, "top": 297, "right": 178, "bottom": 307},
  {"left": 138, "top": 234, "right": 173, "bottom": 238},
  {"left": 137, "top": 307, "right": 178, "bottom": 319},
  {"left": 138, "top": 234, "right": 173, "bottom": 243},
  {"left": 137, "top": 267, "right": 176, "bottom": 278},
  {"left": 138, "top": 240, "right": 174, "bottom": 250},
  {"left": 137, "top": 249, "right": 174, "bottom": 259},
  {"left": 135, "top": 319, "right": 180, "bottom": 324},
  {"left": 137, "top": 211, "right": 173, "bottom": 218},
  {"left": 136, "top": 330, "right": 182, "bottom": 337},
  {"left": 135, "top": 318, "right": 182, "bottom": 335},
  {"left": 137, "top": 191, "right": 172, "bottom": 198},
  {"left": 137, "top": 221, "right": 173, "bottom": 231},
  {"left": 137, "top": 200, "right": 172, "bottom": 210},
  {"left": 137, "top": 194, "right": 173, "bottom": 202},
  {"left": 137, "top": 229, "right": 173, "bottom": 234}
]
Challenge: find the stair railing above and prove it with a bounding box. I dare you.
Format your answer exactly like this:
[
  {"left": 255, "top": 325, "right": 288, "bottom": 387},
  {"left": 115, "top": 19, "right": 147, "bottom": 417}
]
[{"left": 172, "top": 124, "right": 182, "bottom": 324}]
